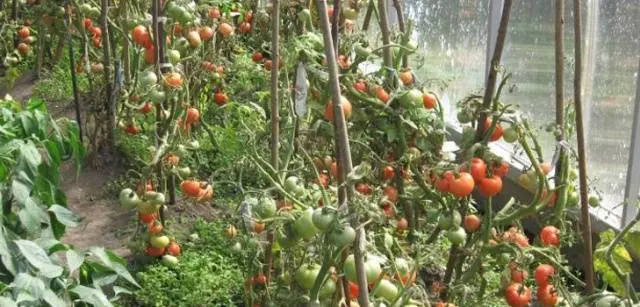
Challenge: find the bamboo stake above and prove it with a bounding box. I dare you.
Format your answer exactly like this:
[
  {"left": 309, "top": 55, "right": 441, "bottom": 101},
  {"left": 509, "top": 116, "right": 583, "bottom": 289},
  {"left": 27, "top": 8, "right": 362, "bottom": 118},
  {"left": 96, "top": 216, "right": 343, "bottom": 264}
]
[
  {"left": 475, "top": 0, "right": 512, "bottom": 141},
  {"left": 66, "top": 11, "right": 83, "bottom": 143},
  {"left": 316, "top": 0, "right": 370, "bottom": 305},
  {"left": 572, "top": 0, "right": 595, "bottom": 294},
  {"left": 264, "top": 0, "right": 280, "bottom": 291}
]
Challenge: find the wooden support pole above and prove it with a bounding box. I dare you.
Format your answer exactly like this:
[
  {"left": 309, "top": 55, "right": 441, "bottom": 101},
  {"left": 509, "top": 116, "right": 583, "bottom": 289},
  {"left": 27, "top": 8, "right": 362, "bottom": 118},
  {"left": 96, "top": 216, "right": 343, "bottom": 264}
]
[
  {"left": 572, "top": 0, "right": 595, "bottom": 294},
  {"left": 316, "top": 0, "right": 370, "bottom": 305}
]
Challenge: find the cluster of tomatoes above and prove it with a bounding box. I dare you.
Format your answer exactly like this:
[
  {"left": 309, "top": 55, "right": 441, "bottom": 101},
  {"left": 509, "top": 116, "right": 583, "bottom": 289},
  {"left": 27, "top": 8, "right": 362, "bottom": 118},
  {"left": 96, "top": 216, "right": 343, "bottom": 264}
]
[
  {"left": 82, "top": 17, "right": 103, "bottom": 49},
  {"left": 4, "top": 22, "right": 36, "bottom": 67},
  {"left": 505, "top": 262, "right": 559, "bottom": 307},
  {"left": 180, "top": 179, "right": 214, "bottom": 203},
  {"left": 433, "top": 156, "right": 508, "bottom": 200},
  {"left": 251, "top": 50, "right": 283, "bottom": 72},
  {"left": 118, "top": 182, "right": 181, "bottom": 266}
]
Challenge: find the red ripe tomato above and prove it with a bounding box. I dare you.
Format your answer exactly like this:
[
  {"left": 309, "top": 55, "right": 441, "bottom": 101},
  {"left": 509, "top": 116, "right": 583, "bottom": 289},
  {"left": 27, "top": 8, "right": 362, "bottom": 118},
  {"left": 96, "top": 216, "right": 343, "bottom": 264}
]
[
  {"left": 167, "top": 241, "right": 181, "bottom": 256},
  {"left": 470, "top": 158, "right": 487, "bottom": 183},
  {"left": 245, "top": 11, "right": 254, "bottom": 22},
  {"left": 208, "top": 7, "right": 221, "bottom": 19},
  {"left": 384, "top": 186, "right": 398, "bottom": 203},
  {"left": 185, "top": 107, "right": 200, "bottom": 124},
  {"left": 181, "top": 180, "right": 202, "bottom": 197},
  {"left": 144, "top": 46, "right": 156, "bottom": 64},
  {"left": 534, "top": 264, "right": 555, "bottom": 286},
  {"left": 139, "top": 212, "right": 156, "bottom": 224},
  {"left": 354, "top": 81, "right": 367, "bottom": 93},
  {"left": 17, "top": 43, "right": 30, "bottom": 56},
  {"left": 513, "top": 232, "right": 530, "bottom": 247},
  {"left": 214, "top": 92, "right": 228, "bottom": 106},
  {"left": 253, "top": 274, "right": 267, "bottom": 286},
  {"left": 83, "top": 18, "right": 92, "bottom": 29},
  {"left": 484, "top": 118, "right": 504, "bottom": 142},
  {"left": 348, "top": 281, "right": 359, "bottom": 299},
  {"left": 463, "top": 215, "right": 481, "bottom": 233},
  {"left": 449, "top": 172, "right": 475, "bottom": 198},
  {"left": 199, "top": 26, "right": 214, "bottom": 41},
  {"left": 316, "top": 174, "right": 330, "bottom": 188},
  {"left": 536, "top": 284, "right": 559, "bottom": 307},
  {"left": 504, "top": 283, "right": 531, "bottom": 307},
  {"left": 252, "top": 51, "right": 264, "bottom": 63},
  {"left": 239, "top": 21, "right": 251, "bottom": 34},
  {"left": 218, "top": 23, "right": 234, "bottom": 37},
  {"left": 355, "top": 183, "right": 373, "bottom": 195},
  {"left": 324, "top": 96, "right": 352, "bottom": 122},
  {"left": 148, "top": 221, "right": 163, "bottom": 234},
  {"left": 396, "top": 217, "right": 408, "bottom": 232},
  {"left": 435, "top": 171, "right": 454, "bottom": 192},
  {"left": 146, "top": 245, "right": 165, "bottom": 257},
  {"left": 382, "top": 165, "right": 395, "bottom": 180},
  {"left": 18, "top": 26, "right": 30, "bottom": 38},
  {"left": 376, "top": 87, "right": 390, "bottom": 103},
  {"left": 479, "top": 175, "right": 503, "bottom": 197},
  {"left": 540, "top": 226, "right": 560, "bottom": 247},
  {"left": 381, "top": 202, "right": 395, "bottom": 217},
  {"left": 132, "top": 25, "right": 150, "bottom": 47},
  {"left": 90, "top": 26, "right": 102, "bottom": 38},
  {"left": 139, "top": 103, "right": 153, "bottom": 114},
  {"left": 510, "top": 268, "right": 528, "bottom": 283},
  {"left": 423, "top": 93, "right": 437, "bottom": 109},
  {"left": 494, "top": 161, "right": 510, "bottom": 177}
]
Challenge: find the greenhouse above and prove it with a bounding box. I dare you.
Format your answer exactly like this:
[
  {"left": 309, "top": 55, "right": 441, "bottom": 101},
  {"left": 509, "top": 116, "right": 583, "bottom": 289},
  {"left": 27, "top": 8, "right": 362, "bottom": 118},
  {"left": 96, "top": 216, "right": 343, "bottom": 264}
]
[{"left": 0, "top": 0, "right": 639, "bottom": 306}]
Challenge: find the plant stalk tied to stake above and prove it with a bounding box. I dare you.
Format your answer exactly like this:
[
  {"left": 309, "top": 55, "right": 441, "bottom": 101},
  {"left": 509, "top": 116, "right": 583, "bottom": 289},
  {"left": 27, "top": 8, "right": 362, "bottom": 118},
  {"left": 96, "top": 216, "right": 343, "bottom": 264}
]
[{"left": 315, "top": 0, "right": 370, "bottom": 305}]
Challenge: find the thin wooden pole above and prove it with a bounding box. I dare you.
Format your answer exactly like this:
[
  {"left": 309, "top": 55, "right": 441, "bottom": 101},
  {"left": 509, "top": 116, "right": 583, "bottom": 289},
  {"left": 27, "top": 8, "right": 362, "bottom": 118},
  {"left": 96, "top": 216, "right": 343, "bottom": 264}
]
[
  {"left": 264, "top": 0, "right": 280, "bottom": 289},
  {"left": 331, "top": 0, "right": 340, "bottom": 54},
  {"left": 66, "top": 12, "right": 83, "bottom": 143},
  {"left": 100, "top": 0, "right": 114, "bottom": 146},
  {"left": 362, "top": 0, "right": 374, "bottom": 31},
  {"left": 316, "top": 0, "right": 369, "bottom": 305},
  {"left": 572, "top": 0, "right": 595, "bottom": 294},
  {"left": 392, "top": 0, "right": 407, "bottom": 68},
  {"left": 554, "top": 0, "right": 564, "bottom": 141},
  {"left": 377, "top": 0, "right": 393, "bottom": 67},
  {"left": 475, "top": 0, "right": 512, "bottom": 141}
]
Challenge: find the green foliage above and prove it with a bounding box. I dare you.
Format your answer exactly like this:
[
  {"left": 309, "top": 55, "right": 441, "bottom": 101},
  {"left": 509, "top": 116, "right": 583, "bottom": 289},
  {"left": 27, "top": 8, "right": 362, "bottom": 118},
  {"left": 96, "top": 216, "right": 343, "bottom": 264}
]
[
  {"left": 594, "top": 230, "right": 634, "bottom": 296},
  {"left": 32, "top": 49, "right": 89, "bottom": 103},
  {"left": 0, "top": 97, "right": 137, "bottom": 306},
  {"left": 132, "top": 220, "right": 243, "bottom": 307}
]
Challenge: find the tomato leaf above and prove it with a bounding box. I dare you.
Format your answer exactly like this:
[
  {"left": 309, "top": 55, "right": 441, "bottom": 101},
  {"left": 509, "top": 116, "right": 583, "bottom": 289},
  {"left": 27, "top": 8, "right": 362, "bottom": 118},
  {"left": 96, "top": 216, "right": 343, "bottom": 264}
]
[
  {"left": 89, "top": 247, "right": 140, "bottom": 288},
  {"left": 0, "top": 297, "right": 17, "bottom": 307},
  {"left": 42, "top": 289, "right": 66, "bottom": 307},
  {"left": 18, "top": 197, "right": 42, "bottom": 234},
  {"left": 624, "top": 231, "right": 640, "bottom": 260},
  {"left": 66, "top": 250, "right": 85, "bottom": 274}
]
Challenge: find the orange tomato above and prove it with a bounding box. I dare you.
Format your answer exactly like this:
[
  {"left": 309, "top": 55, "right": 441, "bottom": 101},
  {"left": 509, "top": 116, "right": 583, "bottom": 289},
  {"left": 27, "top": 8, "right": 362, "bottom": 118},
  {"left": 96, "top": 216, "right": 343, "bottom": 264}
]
[
  {"left": 323, "top": 96, "right": 352, "bottom": 122},
  {"left": 199, "top": 26, "right": 214, "bottom": 41},
  {"left": 163, "top": 72, "right": 184, "bottom": 88},
  {"left": 219, "top": 23, "right": 234, "bottom": 37},
  {"left": 399, "top": 69, "right": 414, "bottom": 86},
  {"left": 423, "top": 92, "right": 437, "bottom": 109},
  {"left": 181, "top": 180, "right": 202, "bottom": 197}
]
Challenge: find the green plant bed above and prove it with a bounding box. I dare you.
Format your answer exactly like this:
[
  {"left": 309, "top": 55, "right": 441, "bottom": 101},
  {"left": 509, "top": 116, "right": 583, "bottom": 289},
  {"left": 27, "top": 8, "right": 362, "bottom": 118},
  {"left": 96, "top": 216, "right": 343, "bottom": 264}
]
[{"left": 125, "top": 220, "right": 244, "bottom": 307}]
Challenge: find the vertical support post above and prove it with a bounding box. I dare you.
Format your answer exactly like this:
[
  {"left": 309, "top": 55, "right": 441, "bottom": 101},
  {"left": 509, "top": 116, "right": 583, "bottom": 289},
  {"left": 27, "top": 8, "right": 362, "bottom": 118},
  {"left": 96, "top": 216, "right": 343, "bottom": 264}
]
[
  {"left": 316, "top": 0, "right": 369, "bottom": 305},
  {"left": 554, "top": 0, "right": 564, "bottom": 141},
  {"left": 572, "top": 0, "right": 595, "bottom": 294},
  {"left": 331, "top": 0, "right": 340, "bottom": 54},
  {"left": 377, "top": 0, "right": 393, "bottom": 68},
  {"left": 391, "top": 0, "right": 407, "bottom": 68},
  {"left": 66, "top": 11, "right": 83, "bottom": 143},
  {"left": 264, "top": 0, "right": 280, "bottom": 291},
  {"left": 362, "top": 0, "right": 374, "bottom": 31},
  {"left": 101, "top": 0, "right": 114, "bottom": 147},
  {"left": 476, "top": 0, "right": 512, "bottom": 141},
  {"left": 485, "top": 0, "right": 504, "bottom": 82},
  {"left": 623, "top": 59, "right": 640, "bottom": 227}
]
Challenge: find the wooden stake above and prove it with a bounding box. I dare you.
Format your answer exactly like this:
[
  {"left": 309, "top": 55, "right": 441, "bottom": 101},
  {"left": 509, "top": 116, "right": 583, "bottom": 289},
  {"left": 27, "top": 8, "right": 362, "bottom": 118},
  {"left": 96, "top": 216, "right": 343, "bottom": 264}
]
[
  {"left": 316, "top": 0, "right": 370, "bottom": 305},
  {"left": 377, "top": 0, "right": 393, "bottom": 68},
  {"left": 572, "top": 0, "right": 595, "bottom": 294},
  {"left": 476, "top": 0, "right": 512, "bottom": 141},
  {"left": 264, "top": 0, "right": 280, "bottom": 291},
  {"left": 101, "top": 0, "right": 115, "bottom": 146}
]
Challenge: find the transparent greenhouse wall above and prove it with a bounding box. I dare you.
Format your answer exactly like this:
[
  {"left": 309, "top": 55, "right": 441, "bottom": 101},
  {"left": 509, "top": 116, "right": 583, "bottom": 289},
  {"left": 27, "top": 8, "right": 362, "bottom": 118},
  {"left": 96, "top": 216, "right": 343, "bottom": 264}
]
[{"left": 403, "top": 0, "right": 639, "bottom": 227}]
